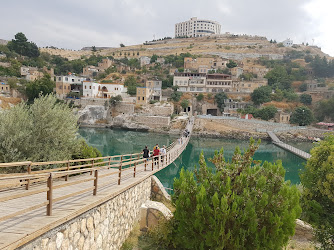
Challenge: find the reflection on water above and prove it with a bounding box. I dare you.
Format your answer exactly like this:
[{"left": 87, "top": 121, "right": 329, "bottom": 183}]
[{"left": 79, "top": 128, "right": 312, "bottom": 191}]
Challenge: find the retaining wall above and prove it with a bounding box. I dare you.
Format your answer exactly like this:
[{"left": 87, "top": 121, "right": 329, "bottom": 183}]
[{"left": 19, "top": 178, "right": 151, "bottom": 250}]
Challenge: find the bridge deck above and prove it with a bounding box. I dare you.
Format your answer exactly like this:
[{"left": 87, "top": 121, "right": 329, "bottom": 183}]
[
  {"left": 267, "top": 131, "right": 311, "bottom": 160},
  {"left": 0, "top": 118, "right": 194, "bottom": 249}
]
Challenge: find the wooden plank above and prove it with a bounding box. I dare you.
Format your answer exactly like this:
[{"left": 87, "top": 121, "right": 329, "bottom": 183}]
[
  {"left": 0, "top": 187, "right": 49, "bottom": 202},
  {"left": 53, "top": 186, "right": 95, "bottom": 203},
  {"left": 53, "top": 177, "right": 95, "bottom": 189},
  {"left": 0, "top": 201, "right": 48, "bottom": 223}
]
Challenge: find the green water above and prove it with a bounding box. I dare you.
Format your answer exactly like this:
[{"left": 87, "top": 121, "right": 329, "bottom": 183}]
[{"left": 79, "top": 128, "right": 311, "bottom": 190}]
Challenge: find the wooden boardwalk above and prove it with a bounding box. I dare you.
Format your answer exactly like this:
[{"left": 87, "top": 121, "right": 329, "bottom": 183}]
[
  {"left": 267, "top": 131, "right": 311, "bottom": 160},
  {"left": 0, "top": 118, "right": 194, "bottom": 249}
]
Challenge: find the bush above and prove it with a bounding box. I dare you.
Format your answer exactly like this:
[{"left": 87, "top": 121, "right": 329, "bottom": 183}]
[
  {"left": 196, "top": 93, "right": 204, "bottom": 101},
  {"left": 290, "top": 106, "right": 314, "bottom": 126},
  {"left": 254, "top": 105, "right": 278, "bottom": 120},
  {"left": 299, "top": 93, "right": 312, "bottom": 105},
  {"left": 168, "top": 139, "right": 301, "bottom": 249},
  {"left": 300, "top": 135, "right": 334, "bottom": 249},
  {"left": 0, "top": 95, "right": 78, "bottom": 163}
]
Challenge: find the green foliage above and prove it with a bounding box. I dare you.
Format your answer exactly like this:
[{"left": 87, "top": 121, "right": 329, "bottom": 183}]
[
  {"left": 277, "top": 42, "right": 284, "bottom": 47},
  {"left": 285, "top": 50, "right": 305, "bottom": 59},
  {"left": 299, "top": 82, "right": 307, "bottom": 92},
  {"left": 251, "top": 86, "right": 272, "bottom": 105},
  {"left": 254, "top": 105, "right": 278, "bottom": 120},
  {"left": 265, "top": 66, "right": 292, "bottom": 90},
  {"left": 283, "top": 90, "right": 299, "bottom": 102},
  {"left": 314, "top": 96, "right": 334, "bottom": 122},
  {"left": 0, "top": 95, "right": 78, "bottom": 163},
  {"left": 127, "top": 85, "right": 137, "bottom": 96},
  {"left": 7, "top": 32, "right": 40, "bottom": 58},
  {"left": 180, "top": 99, "right": 189, "bottom": 109},
  {"left": 290, "top": 106, "right": 314, "bottom": 126},
  {"left": 162, "top": 75, "right": 173, "bottom": 89},
  {"left": 300, "top": 135, "right": 334, "bottom": 249},
  {"left": 310, "top": 55, "right": 334, "bottom": 78},
  {"left": 66, "top": 92, "right": 80, "bottom": 99},
  {"left": 120, "top": 43, "right": 125, "bottom": 47},
  {"left": 150, "top": 54, "right": 158, "bottom": 63},
  {"left": 299, "top": 93, "right": 312, "bottom": 105},
  {"left": 171, "top": 91, "right": 182, "bottom": 102},
  {"left": 164, "top": 53, "right": 192, "bottom": 68},
  {"left": 109, "top": 95, "right": 122, "bottom": 105},
  {"left": 271, "top": 88, "right": 284, "bottom": 101},
  {"left": 196, "top": 93, "right": 204, "bottom": 101},
  {"left": 226, "top": 60, "right": 237, "bottom": 68},
  {"left": 214, "top": 92, "right": 228, "bottom": 112},
  {"left": 25, "top": 74, "right": 55, "bottom": 102},
  {"left": 72, "top": 139, "right": 102, "bottom": 160},
  {"left": 239, "top": 72, "right": 257, "bottom": 81},
  {"left": 169, "top": 139, "right": 301, "bottom": 249},
  {"left": 124, "top": 75, "right": 137, "bottom": 87}
]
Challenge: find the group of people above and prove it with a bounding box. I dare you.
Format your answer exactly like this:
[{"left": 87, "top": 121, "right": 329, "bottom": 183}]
[{"left": 142, "top": 144, "right": 167, "bottom": 165}]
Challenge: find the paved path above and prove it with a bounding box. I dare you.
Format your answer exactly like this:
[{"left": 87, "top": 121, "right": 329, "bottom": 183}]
[
  {"left": 267, "top": 131, "right": 311, "bottom": 160},
  {"left": 0, "top": 118, "right": 194, "bottom": 249}
]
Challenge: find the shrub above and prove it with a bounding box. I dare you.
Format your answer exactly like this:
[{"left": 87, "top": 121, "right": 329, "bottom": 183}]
[
  {"left": 168, "top": 139, "right": 301, "bottom": 249},
  {"left": 300, "top": 135, "right": 334, "bottom": 249},
  {"left": 196, "top": 93, "right": 204, "bottom": 101}
]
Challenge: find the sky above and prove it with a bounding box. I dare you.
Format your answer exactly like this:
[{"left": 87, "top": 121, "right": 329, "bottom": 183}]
[{"left": 1, "top": 0, "right": 334, "bottom": 56}]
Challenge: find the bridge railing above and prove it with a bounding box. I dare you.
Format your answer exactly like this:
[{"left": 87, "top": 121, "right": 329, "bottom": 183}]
[{"left": 0, "top": 118, "right": 194, "bottom": 222}]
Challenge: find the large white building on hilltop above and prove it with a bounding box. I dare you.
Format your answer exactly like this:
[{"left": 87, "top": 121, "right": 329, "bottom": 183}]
[{"left": 175, "top": 17, "right": 221, "bottom": 38}]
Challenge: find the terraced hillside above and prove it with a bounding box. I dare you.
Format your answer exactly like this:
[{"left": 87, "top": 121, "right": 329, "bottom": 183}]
[{"left": 40, "top": 34, "right": 329, "bottom": 61}]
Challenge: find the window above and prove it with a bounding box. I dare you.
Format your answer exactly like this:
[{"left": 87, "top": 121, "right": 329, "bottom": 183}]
[
  {"left": 89, "top": 86, "right": 91, "bottom": 89},
  {"left": 72, "top": 79, "right": 74, "bottom": 82},
  {"left": 65, "top": 77, "right": 68, "bottom": 81},
  {"left": 85, "top": 86, "right": 87, "bottom": 89},
  {"left": 138, "top": 97, "right": 140, "bottom": 100},
  {"left": 142, "top": 97, "right": 145, "bottom": 100}
]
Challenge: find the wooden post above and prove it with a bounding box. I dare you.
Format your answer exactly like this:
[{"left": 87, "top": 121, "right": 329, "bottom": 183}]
[
  {"left": 108, "top": 157, "right": 111, "bottom": 168},
  {"left": 158, "top": 155, "right": 160, "bottom": 169},
  {"left": 93, "top": 169, "right": 98, "bottom": 195},
  {"left": 152, "top": 157, "right": 154, "bottom": 171},
  {"left": 118, "top": 156, "right": 123, "bottom": 185},
  {"left": 134, "top": 155, "right": 139, "bottom": 177},
  {"left": 26, "top": 163, "right": 32, "bottom": 190},
  {"left": 91, "top": 159, "right": 94, "bottom": 175},
  {"left": 47, "top": 173, "right": 53, "bottom": 216},
  {"left": 145, "top": 159, "right": 147, "bottom": 171},
  {"left": 65, "top": 161, "right": 70, "bottom": 181}
]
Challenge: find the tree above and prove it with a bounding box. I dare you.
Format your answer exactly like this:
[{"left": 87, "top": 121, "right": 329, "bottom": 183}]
[
  {"left": 299, "top": 93, "right": 312, "bottom": 105},
  {"left": 91, "top": 46, "right": 97, "bottom": 52},
  {"left": 226, "top": 60, "right": 237, "bottom": 68},
  {"left": 265, "top": 66, "right": 292, "bottom": 90},
  {"left": 314, "top": 96, "right": 334, "bottom": 122},
  {"left": 162, "top": 75, "right": 173, "bottom": 89},
  {"left": 120, "top": 43, "right": 125, "bottom": 47},
  {"left": 109, "top": 95, "right": 122, "bottom": 106},
  {"left": 169, "top": 139, "right": 301, "bottom": 249},
  {"left": 290, "top": 106, "right": 314, "bottom": 126},
  {"left": 150, "top": 54, "right": 158, "bottom": 63},
  {"left": 299, "top": 82, "right": 308, "bottom": 92},
  {"left": 251, "top": 86, "right": 272, "bottom": 105},
  {"left": 196, "top": 93, "right": 204, "bottom": 101},
  {"left": 25, "top": 74, "right": 55, "bottom": 102},
  {"left": 7, "top": 32, "right": 40, "bottom": 58},
  {"left": 127, "top": 85, "right": 137, "bottom": 96},
  {"left": 0, "top": 95, "right": 79, "bottom": 163},
  {"left": 180, "top": 99, "right": 189, "bottom": 110},
  {"left": 171, "top": 91, "right": 182, "bottom": 102},
  {"left": 255, "top": 105, "right": 277, "bottom": 120},
  {"left": 300, "top": 135, "right": 334, "bottom": 249},
  {"left": 124, "top": 75, "right": 137, "bottom": 87},
  {"left": 214, "top": 92, "right": 228, "bottom": 112}
]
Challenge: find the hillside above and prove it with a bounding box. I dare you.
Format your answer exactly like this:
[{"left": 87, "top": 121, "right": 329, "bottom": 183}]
[{"left": 40, "top": 34, "right": 329, "bottom": 61}]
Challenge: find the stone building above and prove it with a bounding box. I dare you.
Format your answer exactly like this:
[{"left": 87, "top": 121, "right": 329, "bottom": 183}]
[
  {"left": 232, "top": 79, "right": 268, "bottom": 93},
  {"left": 175, "top": 17, "right": 221, "bottom": 37},
  {"left": 275, "top": 111, "right": 291, "bottom": 124},
  {"left": 283, "top": 38, "right": 293, "bottom": 47},
  {"left": 184, "top": 57, "right": 228, "bottom": 72},
  {"left": 136, "top": 80, "right": 162, "bottom": 105},
  {"left": 0, "top": 82, "right": 10, "bottom": 94},
  {"left": 56, "top": 75, "right": 86, "bottom": 98},
  {"left": 140, "top": 56, "right": 151, "bottom": 67},
  {"left": 224, "top": 99, "right": 250, "bottom": 114}
]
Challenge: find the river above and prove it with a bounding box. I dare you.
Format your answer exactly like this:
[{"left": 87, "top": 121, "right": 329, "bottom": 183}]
[{"left": 79, "top": 128, "right": 314, "bottom": 191}]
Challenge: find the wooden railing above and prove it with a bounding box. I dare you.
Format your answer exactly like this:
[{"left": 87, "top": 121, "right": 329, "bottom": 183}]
[{"left": 0, "top": 117, "right": 194, "bottom": 223}]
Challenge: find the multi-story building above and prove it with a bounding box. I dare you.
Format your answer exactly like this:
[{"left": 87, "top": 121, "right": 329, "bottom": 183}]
[
  {"left": 175, "top": 17, "right": 221, "bottom": 38},
  {"left": 173, "top": 72, "right": 207, "bottom": 92},
  {"left": 283, "top": 39, "right": 293, "bottom": 47},
  {"left": 82, "top": 66, "right": 99, "bottom": 77},
  {"left": 184, "top": 57, "right": 228, "bottom": 72},
  {"left": 83, "top": 81, "right": 127, "bottom": 98},
  {"left": 56, "top": 75, "right": 86, "bottom": 98},
  {"left": 136, "top": 80, "right": 162, "bottom": 105},
  {"left": 206, "top": 74, "right": 233, "bottom": 93}
]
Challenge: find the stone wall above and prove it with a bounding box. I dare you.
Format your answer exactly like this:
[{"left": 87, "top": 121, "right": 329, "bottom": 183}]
[
  {"left": 133, "top": 115, "right": 171, "bottom": 128},
  {"left": 19, "top": 178, "right": 151, "bottom": 250},
  {"left": 114, "top": 103, "right": 135, "bottom": 115}
]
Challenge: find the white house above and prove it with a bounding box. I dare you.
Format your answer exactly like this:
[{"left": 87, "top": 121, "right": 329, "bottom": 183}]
[
  {"left": 83, "top": 81, "right": 127, "bottom": 98},
  {"left": 283, "top": 39, "right": 293, "bottom": 47}
]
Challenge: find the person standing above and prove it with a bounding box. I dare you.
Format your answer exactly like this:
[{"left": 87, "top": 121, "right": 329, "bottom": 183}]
[
  {"left": 160, "top": 145, "right": 166, "bottom": 164},
  {"left": 142, "top": 146, "right": 150, "bottom": 159},
  {"left": 153, "top": 145, "right": 160, "bottom": 165}
]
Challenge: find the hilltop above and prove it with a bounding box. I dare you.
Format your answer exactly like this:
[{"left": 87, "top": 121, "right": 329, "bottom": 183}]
[{"left": 40, "top": 34, "right": 330, "bottom": 61}]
